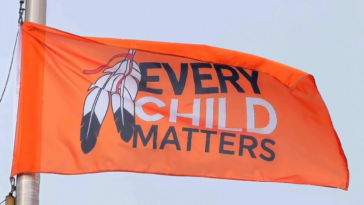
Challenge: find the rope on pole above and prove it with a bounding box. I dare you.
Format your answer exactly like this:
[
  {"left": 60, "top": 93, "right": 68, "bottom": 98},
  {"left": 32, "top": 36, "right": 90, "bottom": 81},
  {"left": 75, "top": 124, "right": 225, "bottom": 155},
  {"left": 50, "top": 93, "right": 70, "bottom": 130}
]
[{"left": 0, "top": 0, "right": 24, "bottom": 104}]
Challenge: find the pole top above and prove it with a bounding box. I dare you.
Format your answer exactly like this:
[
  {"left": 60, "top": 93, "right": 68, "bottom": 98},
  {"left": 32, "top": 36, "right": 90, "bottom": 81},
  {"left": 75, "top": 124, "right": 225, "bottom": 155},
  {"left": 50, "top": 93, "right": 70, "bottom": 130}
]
[{"left": 24, "top": 0, "right": 47, "bottom": 25}]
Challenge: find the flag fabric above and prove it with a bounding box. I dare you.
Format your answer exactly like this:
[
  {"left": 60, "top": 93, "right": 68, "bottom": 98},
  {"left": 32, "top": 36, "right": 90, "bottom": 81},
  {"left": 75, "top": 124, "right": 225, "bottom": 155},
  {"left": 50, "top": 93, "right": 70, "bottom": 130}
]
[{"left": 11, "top": 22, "right": 349, "bottom": 190}]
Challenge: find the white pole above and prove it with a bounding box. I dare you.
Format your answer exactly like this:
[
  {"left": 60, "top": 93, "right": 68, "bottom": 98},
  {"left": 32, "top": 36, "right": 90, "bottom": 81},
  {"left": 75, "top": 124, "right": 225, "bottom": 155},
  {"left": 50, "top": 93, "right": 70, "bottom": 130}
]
[
  {"left": 15, "top": 175, "right": 40, "bottom": 205},
  {"left": 24, "top": 0, "right": 46, "bottom": 24},
  {"left": 16, "top": 0, "right": 46, "bottom": 205}
]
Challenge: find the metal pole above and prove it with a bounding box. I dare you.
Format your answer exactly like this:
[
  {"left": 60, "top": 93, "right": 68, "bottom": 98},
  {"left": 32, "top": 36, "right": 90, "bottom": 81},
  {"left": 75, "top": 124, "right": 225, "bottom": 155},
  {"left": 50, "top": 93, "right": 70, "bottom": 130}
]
[
  {"left": 15, "top": 175, "right": 40, "bottom": 205},
  {"left": 24, "top": 0, "right": 46, "bottom": 24},
  {"left": 16, "top": 0, "right": 46, "bottom": 205}
]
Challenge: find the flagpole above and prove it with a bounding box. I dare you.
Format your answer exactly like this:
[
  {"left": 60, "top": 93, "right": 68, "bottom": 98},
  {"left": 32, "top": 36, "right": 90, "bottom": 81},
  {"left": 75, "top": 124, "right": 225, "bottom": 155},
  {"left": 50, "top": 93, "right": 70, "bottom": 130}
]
[{"left": 15, "top": 0, "right": 46, "bottom": 205}]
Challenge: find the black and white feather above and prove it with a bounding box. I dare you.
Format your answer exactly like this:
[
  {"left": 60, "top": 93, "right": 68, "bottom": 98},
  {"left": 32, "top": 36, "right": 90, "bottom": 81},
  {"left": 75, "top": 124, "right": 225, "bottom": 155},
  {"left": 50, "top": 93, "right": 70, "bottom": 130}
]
[
  {"left": 107, "top": 50, "right": 141, "bottom": 142},
  {"left": 80, "top": 86, "right": 109, "bottom": 154}
]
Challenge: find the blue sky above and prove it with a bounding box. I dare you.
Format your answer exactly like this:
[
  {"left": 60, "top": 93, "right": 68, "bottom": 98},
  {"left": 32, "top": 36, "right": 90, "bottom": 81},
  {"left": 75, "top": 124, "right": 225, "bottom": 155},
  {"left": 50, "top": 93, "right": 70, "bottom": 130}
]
[{"left": 0, "top": 1, "right": 363, "bottom": 204}]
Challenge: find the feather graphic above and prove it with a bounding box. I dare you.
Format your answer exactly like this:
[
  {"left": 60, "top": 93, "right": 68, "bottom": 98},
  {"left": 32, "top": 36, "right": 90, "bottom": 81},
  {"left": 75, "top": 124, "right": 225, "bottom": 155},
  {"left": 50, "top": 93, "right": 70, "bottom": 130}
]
[
  {"left": 80, "top": 87, "right": 109, "bottom": 154},
  {"left": 80, "top": 50, "right": 140, "bottom": 154},
  {"left": 107, "top": 50, "right": 141, "bottom": 142}
]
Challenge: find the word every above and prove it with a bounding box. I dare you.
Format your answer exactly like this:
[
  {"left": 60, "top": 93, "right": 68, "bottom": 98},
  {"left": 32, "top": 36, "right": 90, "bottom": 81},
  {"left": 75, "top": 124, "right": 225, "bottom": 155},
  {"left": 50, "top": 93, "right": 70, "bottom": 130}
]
[{"left": 139, "top": 62, "right": 261, "bottom": 95}]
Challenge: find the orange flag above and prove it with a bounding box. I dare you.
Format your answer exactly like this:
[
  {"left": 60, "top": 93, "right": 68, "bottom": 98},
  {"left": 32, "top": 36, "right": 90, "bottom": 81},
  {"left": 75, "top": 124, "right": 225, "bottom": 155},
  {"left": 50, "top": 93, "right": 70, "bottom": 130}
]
[{"left": 12, "top": 22, "right": 349, "bottom": 190}]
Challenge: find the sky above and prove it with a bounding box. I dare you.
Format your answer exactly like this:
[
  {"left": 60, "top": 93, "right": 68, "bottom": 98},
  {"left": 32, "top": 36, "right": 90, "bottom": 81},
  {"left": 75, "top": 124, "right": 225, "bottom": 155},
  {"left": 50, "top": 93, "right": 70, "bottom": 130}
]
[{"left": 0, "top": 0, "right": 363, "bottom": 204}]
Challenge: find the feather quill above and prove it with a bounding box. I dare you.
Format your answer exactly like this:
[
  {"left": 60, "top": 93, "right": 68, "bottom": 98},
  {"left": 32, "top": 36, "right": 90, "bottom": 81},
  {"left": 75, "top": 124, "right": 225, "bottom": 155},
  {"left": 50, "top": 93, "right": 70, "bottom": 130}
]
[
  {"left": 80, "top": 87, "right": 109, "bottom": 154},
  {"left": 108, "top": 50, "right": 141, "bottom": 142}
]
